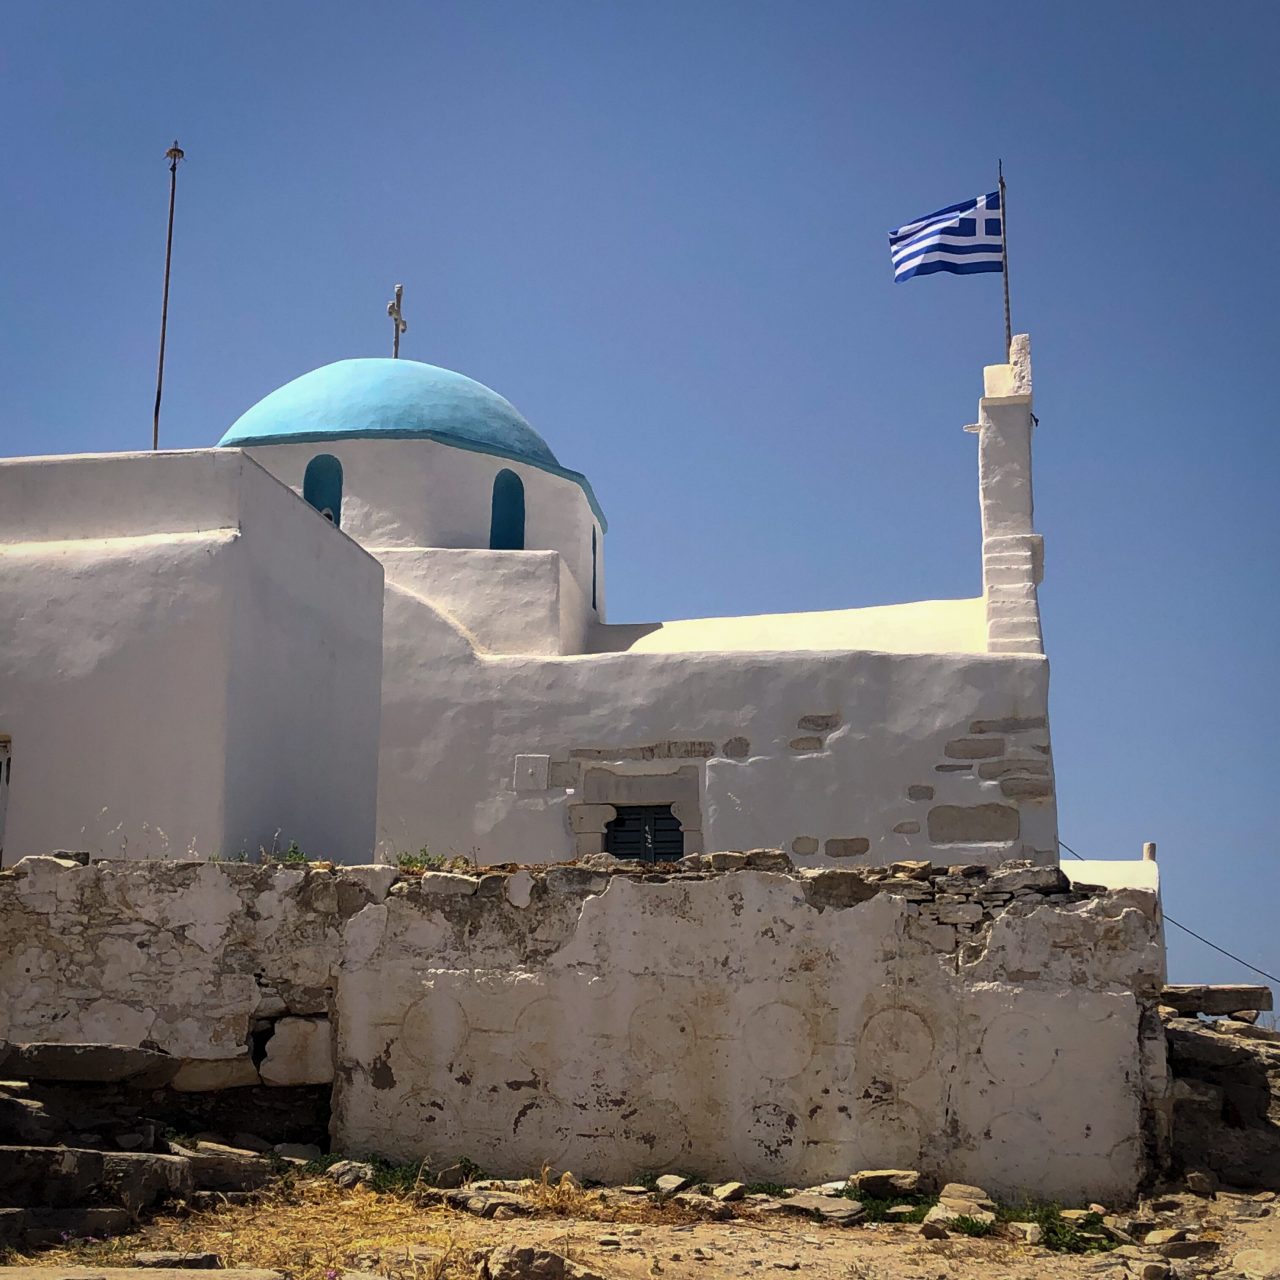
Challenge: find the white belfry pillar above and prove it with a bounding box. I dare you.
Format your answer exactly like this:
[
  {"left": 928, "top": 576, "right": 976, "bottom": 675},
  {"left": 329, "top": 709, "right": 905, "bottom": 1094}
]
[{"left": 966, "top": 334, "right": 1045, "bottom": 655}]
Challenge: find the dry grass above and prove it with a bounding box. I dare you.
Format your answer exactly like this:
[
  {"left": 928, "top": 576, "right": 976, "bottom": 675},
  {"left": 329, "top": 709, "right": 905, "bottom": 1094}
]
[
  {"left": 24, "top": 1179, "right": 466, "bottom": 1280},
  {"left": 19, "top": 1168, "right": 706, "bottom": 1280}
]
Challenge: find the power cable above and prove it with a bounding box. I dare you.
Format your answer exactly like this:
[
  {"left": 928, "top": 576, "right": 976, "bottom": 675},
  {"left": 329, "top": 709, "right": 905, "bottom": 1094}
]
[{"left": 1058, "top": 839, "right": 1279, "bottom": 986}]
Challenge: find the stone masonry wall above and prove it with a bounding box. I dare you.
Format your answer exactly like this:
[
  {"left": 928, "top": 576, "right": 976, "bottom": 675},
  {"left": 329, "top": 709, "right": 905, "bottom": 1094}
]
[{"left": 0, "top": 853, "right": 1166, "bottom": 1203}]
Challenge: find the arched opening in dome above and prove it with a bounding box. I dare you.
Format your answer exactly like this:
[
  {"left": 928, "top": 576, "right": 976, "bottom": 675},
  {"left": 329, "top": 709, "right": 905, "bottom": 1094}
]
[
  {"left": 303, "top": 454, "right": 343, "bottom": 527},
  {"left": 490, "top": 469, "right": 525, "bottom": 550}
]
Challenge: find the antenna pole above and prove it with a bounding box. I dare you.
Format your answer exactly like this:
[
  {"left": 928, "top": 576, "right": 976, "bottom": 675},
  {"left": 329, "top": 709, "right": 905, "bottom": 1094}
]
[
  {"left": 152, "top": 140, "right": 184, "bottom": 450},
  {"left": 999, "top": 159, "right": 1012, "bottom": 358}
]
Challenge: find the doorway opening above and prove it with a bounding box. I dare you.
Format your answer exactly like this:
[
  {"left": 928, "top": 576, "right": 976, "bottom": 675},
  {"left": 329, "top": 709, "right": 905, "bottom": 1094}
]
[{"left": 603, "top": 804, "right": 684, "bottom": 862}]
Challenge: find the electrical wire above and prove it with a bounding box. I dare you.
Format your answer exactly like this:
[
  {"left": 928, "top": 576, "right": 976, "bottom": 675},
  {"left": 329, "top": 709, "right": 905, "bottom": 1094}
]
[{"left": 1058, "top": 839, "right": 1279, "bottom": 986}]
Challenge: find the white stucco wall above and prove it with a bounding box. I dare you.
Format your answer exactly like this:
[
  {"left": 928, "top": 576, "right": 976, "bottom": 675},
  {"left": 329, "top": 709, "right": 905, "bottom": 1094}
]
[
  {"left": 373, "top": 583, "right": 1057, "bottom": 866},
  {"left": 0, "top": 857, "right": 1168, "bottom": 1203},
  {"left": 0, "top": 450, "right": 383, "bottom": 864},
  {"left": 241, "top": 439, "right": 604, "bottom": 625}
]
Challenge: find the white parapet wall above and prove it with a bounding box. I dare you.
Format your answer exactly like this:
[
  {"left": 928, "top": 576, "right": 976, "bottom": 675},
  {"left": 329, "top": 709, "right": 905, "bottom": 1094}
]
[
  {"left": 0, "top": 450, "right": 385, "bottom": 864},
  {"left": 0, "top": 854, "right": 1168, "bottom": 1203}
]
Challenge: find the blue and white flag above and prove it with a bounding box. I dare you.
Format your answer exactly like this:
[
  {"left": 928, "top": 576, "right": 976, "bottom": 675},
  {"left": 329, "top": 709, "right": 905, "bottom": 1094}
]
[{"left": 889, "top": 191, "right": 1003, "bottom": 282}]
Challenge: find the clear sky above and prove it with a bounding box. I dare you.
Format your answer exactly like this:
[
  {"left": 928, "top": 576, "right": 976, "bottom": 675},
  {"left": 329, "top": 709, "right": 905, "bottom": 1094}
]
[{"left": 3, "top": 2, "right": 1277, "bottom": 989}]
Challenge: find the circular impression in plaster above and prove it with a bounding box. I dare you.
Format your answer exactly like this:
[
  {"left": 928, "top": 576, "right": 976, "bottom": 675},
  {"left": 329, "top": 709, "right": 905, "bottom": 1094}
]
[
  {"left": 628, "top": 998, "right": 697, "bottom": 1073},
  {"left": 858, "top": 1007, "right": 934, "bottom": 1083},
  {"left": 395, "top": 1090, "right": 463, "bottom": 1152},
  {"left": 612, "top": 1095, "right": 688, "bottom": 1169},
  {"left": 743, "top": 1001, "right": 815, "bottom": 1080},
  {"left": 514, "top": 998, "right": 581, "bottom": 1075},
  {"left": 733, "top": 1098, "right": 804, "bottom": 1179},
  {"left": 852, "top": 1098, "right": 925, "bottom": 1170},
  {"left": 401, "top": 994, "right": 469, "bottom": 1067},
  {"left": 981, "top": 1108, "right": 1060, "bottom": 1186},
  {"left": 979, "top": 1012, "right": 1056, "bottom": 1088},
  {"left": 506, "top": 1094, "right": 573, "bottom": 1167}
]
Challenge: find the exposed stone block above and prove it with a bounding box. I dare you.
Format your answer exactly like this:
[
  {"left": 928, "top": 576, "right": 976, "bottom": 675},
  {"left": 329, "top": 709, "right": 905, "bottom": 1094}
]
[
  {"left": 892, "top": 821, "right": 921, "bottom": 835},
  {"left": 742, "top": 849, "right": 793, "bottom": 872},
  {"left": 999, "top": 777, "right": 1054, "bottom": 799},
  {"left": 721, "top": 736, "right": 750, "bottom": 759},
  {"left": 0, "top": 1144, "right": 106, "bottom": 1207},
  {"left": 936, "top": 901, "right": 984, "bottom": 925},
  {"left": 582, "top": 765, "right": 699, "bottom": 806},
  {"left": 171, "top": 1057, "right": 261, "bottom": 1092},
  {"left": 927, "top": 803, "right": 1019, "bottom": 844},
  {"left": 170, "top": 1142, "right": 273, "bottom": 1192},
  {"left": 977, "top": 758, "right": 1050, "bottom": 779},
  {"left": 850, "top": 1169, "right": 922, "bottom": 1197},
  {"left": 907, "top": 785, "right": 935, "bottom": 801},
  {"left": 988, "top": 864, "right": 1069, "bottom": 893},
  {"left": 569, "top": 804, "right": 616, "bottom": 834},
  {"left": 570, "top": 741, "right": 715, "bottom": 761},
  {"left": 104, "top": 1151, "right": 194, "bottom": 1214},
  {"left": 6, "top": 1043, "right": 180, "bottom": 1088},
  {"left": 707, "top": 852, "right": 748, "bottom": 871},
  {"left": 944, "top": 737, "right": 1006, "bottom": 759},
  {"left": 935, "top": 763, "right": 973, "bottom": 773},
  {"left": 791, "top": 836, "right": 818, "bottom": 856},
  {"left": 259, "top": 1017, "right": 334, "bottom": 1087},
  {"left": 547, "top": 760, "right": 579, "bottom": 788},
  {"left": 797, "top": 713, "right": 840, "bottom": 732},
  {"left": 825, "top": 837, "right": 870, "bottom": 858},
  {"left": 800, "top": 869, "right": 881, "bottom": 908},
  {"left": 1162, "top": 984, "right": 1273, "bottom": 1015},
  {"left": 789, "top": 736, "right": 824, "bottom": 752},
  {"left": 969, "top": 716, "right": 1048, "bottom": 734}
]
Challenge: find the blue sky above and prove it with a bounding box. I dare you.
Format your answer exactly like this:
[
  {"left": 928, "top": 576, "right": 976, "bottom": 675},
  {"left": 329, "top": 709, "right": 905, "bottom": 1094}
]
[{"left": 4, "top": 2, "right": 1277, "bottom": 988}]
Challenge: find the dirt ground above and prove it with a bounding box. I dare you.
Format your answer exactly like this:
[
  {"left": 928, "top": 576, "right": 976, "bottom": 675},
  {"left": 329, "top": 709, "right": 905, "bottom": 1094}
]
[{"left": 14, "top": 1177, "right": 1280, "bottom": 1280}]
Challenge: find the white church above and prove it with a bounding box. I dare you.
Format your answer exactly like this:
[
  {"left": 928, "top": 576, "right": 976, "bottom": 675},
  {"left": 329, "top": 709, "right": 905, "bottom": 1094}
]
[{"left": 0, "top": 334, "right": 1055, "bottom": 869}]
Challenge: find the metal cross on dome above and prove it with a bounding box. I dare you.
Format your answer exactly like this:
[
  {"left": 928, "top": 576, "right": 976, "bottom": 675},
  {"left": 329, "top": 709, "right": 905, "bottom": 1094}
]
[{"left": 387, "top": 283, "right": 407, "bottom": 358}]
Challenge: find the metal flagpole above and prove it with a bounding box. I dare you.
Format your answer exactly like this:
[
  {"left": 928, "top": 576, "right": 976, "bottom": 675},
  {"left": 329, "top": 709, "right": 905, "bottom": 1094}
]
[
  {"left": 152, "top": 140, "right": 185, "bottom": 451},
  {"left": 998, "top": 159, "right": 1012, "bottom": 358}
]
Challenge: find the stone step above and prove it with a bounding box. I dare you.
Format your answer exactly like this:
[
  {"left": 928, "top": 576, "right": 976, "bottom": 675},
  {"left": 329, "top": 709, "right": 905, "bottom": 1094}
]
[
  {"left": 1, "top": 1044, "right": 182, "bottom": 1088},
  {"left": 1162, "top": 984, "right": 1273, "bottom": 1015},
  {"left": 0, "top": 1147, "right": 193, "bottom": 1212}
]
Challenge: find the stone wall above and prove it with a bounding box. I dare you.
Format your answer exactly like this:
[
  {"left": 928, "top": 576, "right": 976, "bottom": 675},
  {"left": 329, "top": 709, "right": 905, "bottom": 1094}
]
[{"left": 0, "top": 853, "right": 1166, "bottom": 1203}]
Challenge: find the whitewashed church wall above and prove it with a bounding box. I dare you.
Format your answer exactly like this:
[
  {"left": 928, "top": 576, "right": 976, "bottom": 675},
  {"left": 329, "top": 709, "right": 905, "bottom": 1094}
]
[
  {"left": 0, "top": 856, "right": 1167, "bottom": 1203},
  {"left": 0, "top": 527, "right": 236, "bottom": 863},
  {"left": 241, "top": 439, "right": 601, "bottom": 619},
  {"left": 0, "top": 451, "right": 384, "bottom": 865},
  {"left": 375, "top": 585, "right": 1057, "bottom": 866},
  {"left": 377, "top": 548, "right": 568, "bottom": 655},
  {"left": 221, "top": 458, "right": 385, "bottom": 862}
]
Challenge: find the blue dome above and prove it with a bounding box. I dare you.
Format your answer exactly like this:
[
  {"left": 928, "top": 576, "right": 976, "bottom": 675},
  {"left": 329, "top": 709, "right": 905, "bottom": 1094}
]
[
  {"left": 220, "top": 358, "right": 604, "bottom": 526},
  {"left": 221, "top": 358, "right": 556, "bottom": 464}
]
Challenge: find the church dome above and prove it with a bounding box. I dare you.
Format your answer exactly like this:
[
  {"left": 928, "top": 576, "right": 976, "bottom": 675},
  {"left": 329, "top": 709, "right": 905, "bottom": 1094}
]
[{"left": 219, "top": 358, "right": 560, "bottom": 470}]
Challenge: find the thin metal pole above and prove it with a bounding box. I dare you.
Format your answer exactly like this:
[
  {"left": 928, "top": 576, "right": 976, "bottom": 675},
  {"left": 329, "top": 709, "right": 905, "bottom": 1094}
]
[
  {"left": 998, "top": 159, "right": 1012, "bottom": 359},
  {"left": 152, "top": 140, "right": 184, "bottom": 450}
]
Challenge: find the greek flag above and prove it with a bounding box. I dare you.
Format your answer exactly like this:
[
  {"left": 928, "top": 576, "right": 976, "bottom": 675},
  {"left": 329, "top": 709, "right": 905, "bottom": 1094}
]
[{"left": 889, "top": 191, "right": 1003, "bottom": 282}]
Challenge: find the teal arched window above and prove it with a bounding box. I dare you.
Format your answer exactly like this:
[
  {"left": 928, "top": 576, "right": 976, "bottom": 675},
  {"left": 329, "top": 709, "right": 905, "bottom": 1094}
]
[
  {"left": 303, "top": 454, "right": 343, "bottom": 527},
  {"left": 490, "top": 469, "right": 525, "bottom": 550}
]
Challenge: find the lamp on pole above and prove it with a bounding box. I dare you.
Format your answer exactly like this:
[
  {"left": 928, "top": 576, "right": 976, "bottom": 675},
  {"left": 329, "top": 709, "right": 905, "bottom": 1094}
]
[{"left": 152, "top": 140, "right": 184, "bottom": 450}]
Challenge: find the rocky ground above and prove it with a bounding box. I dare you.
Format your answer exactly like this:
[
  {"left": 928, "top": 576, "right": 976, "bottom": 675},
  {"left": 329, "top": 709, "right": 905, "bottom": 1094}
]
[{"left": 5, "top": 1162, "right": 1279, "bottom": 1280}]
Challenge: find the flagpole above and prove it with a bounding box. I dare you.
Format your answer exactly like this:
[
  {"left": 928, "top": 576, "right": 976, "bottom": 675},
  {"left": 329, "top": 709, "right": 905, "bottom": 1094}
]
[
  {"left": 998, "top": 159, "right": 1012, "bottom": 358},
  {"left": 152, "top": 140, "right": 185, "bottom": 451}
]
